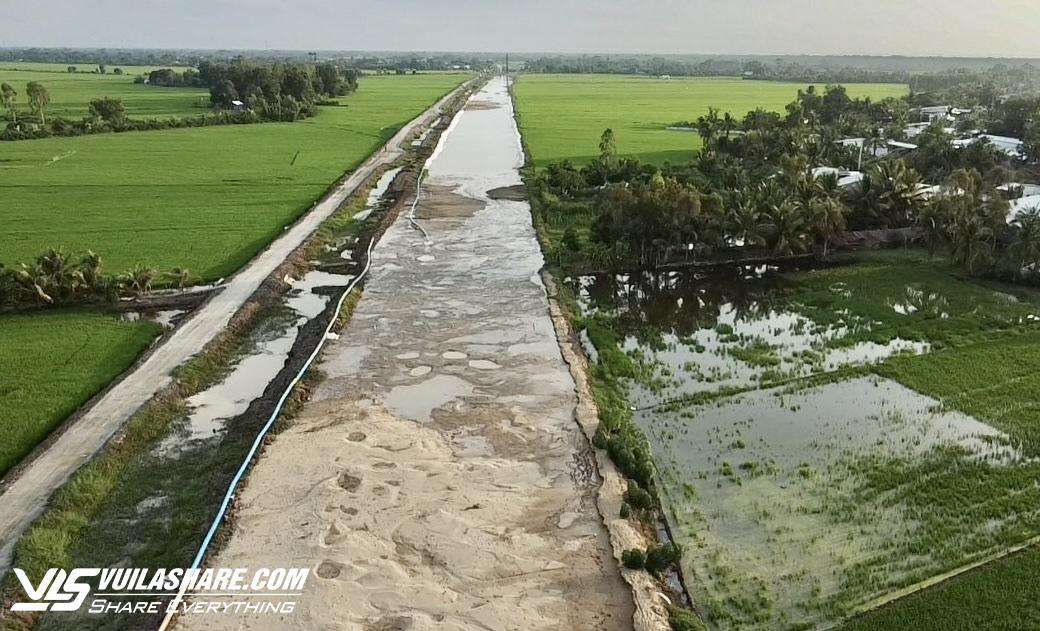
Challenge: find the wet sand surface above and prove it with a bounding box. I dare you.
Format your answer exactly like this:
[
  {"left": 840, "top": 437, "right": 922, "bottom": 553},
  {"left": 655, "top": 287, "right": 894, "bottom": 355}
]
[{"left": 178, "top": 77, "right": 634, "bottom": 630}]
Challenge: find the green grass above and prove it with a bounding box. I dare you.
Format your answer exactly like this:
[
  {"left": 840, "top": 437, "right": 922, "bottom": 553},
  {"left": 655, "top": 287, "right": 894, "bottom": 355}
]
[
  {"left": 842, "top": 547, "right": 1040, "bottom": 631},
  {"left": 0, "top": 72, "right": 470, "bottom": 279},
  {"left": 0, "top": 310, "right": 161, "bottom": 477},
  {"left": 790, "top": 251, "right": 1040, "bottom": 350},
  {"left": 513, "top": 74, "right": 908, "bottom": 167},
  {"left": 0, "top": 65, "right": 209, "bottom": 119}
]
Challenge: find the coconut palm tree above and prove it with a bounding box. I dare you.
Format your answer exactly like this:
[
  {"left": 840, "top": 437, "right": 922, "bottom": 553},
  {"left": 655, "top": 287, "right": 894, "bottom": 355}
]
[
  {"left": 14, "top": 264, "right": 53, "bottom": 304},
  {"left": 871, "top": 159, "right": 925, "bottom": 227},
  {"left": 763, "top": 202, "right": 811, "bottom": 256},
  {"left": 165, "top": 267, "right": 193, "bottom": 291},
  {"left": 947, "top": 209, "right": 995, "bottom": 275},
  {"left": 1011, "top": 207, "right": 1040, "bottom": 277},
  {"left": 120, "top": 264, "right": 156, "bottom": 297},
  {"left": 36, "top": 248, "right": 83, "bottom": 303},
  {"left": 810, "top": 197, "right": 848, "bottom": 257},
  {"left": 726, "top": 194, "right": 768, "bottom": 248},
  {"left": 915, "top": 201, "right": 948, "bottom": 260}
]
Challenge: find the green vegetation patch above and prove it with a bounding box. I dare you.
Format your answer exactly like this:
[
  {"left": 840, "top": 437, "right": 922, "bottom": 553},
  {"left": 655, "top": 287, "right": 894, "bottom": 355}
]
[
  {"left": 514, "top": 74, "right": 907, "bottom": 166},
  {"left": 0, "top": 73, "right": 469, "bottom": 279},
  {"left": 0, "top": 65, "right": 208, "bottom": 119},
  {"left": 0, "top": 310, "right": 161, "bottom": 477}
]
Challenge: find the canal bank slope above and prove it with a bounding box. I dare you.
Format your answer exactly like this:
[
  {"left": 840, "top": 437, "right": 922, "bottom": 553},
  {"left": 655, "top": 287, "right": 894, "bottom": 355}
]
[{"left": 175, "top": 76, "right": 634, "bottom": 630}]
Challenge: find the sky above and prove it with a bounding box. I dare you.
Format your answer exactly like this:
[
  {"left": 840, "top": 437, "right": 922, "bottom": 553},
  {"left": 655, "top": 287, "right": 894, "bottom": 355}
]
[{"left": 5, "top": 0, "right": 1040, "bottom": 58}]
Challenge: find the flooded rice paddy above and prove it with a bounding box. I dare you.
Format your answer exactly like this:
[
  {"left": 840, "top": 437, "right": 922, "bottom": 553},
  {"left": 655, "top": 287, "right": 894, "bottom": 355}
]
[{"left": 569, "top": 263, "right": 1040, "bottom": 629}]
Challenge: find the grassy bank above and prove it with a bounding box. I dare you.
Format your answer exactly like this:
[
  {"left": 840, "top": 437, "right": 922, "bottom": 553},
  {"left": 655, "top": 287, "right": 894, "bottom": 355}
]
[
  {"left": 513, "top": 74, "right": 907, "bottom": 166},
  {"left": 0, "top": 311, "right": 161, "bottom": 478},
  {"left": 0, "top": 72, "right": 470, "bottom": 279}
]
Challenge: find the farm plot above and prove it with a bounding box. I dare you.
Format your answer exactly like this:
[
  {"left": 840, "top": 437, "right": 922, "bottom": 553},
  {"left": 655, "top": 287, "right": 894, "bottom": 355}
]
[
  {"left": 513, "top": 75, "right": 908, "bottom": 166},
  {"left": 0, "top": 64, "right": 209, "bottom": 119},
  {"left": 570, "top": 252, "right": 1040, "bottom": 630},
  {"left": 0, "top": 72, "right": 469, "bottom": 279},
  {"left": 0, "top": 310, "right": 161, "bottom": 478}
]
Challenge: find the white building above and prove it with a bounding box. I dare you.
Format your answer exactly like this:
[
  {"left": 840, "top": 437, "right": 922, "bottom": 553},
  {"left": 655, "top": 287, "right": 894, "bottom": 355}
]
[
  {"left": 812, "top": 166, "right": 864, "bottom": 188},
  {"left": 1009, "top": 195, "right": 1040, "bottom": 223}
]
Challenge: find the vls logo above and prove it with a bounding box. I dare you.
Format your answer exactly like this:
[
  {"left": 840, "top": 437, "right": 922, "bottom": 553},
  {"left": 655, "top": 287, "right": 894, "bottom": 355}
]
[{"left": 12, "top": 568, "right": 98, "bottom": 612}]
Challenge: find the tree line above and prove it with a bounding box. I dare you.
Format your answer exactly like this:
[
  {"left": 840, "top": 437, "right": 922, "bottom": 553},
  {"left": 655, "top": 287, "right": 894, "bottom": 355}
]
[
  {"left": 1, "top": 59, "right": 364, "bottom": 141},
  {"left": 532, "top": 83, "right": 1040, "bottom": 282}
]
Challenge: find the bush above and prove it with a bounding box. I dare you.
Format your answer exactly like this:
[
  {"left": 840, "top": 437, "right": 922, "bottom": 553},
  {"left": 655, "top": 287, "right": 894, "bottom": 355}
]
[
  {"left": 668, "top": 605, "right": 708, "bottom": 631},
  {"left": 645, "top": 542, "right": 683, "bottom": 575},
  {"left": 624, "top": 481, "right": 655, "bottom": 512},
  {"left": 621, "top": 548, "right": 646, "bottom": 570},
  {"left": 619, "top": 502, "right": 632, "bottom": 519}
]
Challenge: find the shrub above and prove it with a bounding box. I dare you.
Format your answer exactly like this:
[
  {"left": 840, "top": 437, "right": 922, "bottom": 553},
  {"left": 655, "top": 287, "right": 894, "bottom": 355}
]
[
  {"left": 622, "top": 548, "right": 646, "bottom": 570},
  {"left": 624, "top": 481, "right": 655, "bottom": 512},
  {"left": 668, "top": 605, "right": 708, "bottom": 631},
  {"left": 645, "top": 542, "right": 683, "bottom": 575}
]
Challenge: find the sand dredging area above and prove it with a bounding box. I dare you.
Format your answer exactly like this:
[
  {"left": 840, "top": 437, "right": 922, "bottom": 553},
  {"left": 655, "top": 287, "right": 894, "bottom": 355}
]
[{"left": 178, "top": 77, "right": 635, "bottom": 630}]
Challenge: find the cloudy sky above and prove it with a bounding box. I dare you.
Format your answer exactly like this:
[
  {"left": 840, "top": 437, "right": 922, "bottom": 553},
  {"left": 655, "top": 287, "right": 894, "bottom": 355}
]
[{"left": 6, "top": 0, "right": 1040, "bottom": 57}]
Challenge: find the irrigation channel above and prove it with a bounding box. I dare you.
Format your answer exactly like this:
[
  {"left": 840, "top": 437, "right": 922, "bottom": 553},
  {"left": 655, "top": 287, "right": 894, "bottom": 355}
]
[{"left": 163, "top": 76, "right": 633, "bottom": 630}]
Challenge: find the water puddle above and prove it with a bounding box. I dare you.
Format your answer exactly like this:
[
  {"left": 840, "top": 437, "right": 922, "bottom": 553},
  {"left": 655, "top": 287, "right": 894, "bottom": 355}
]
[
  {"left": 120, "top": 309, "right": 185, "bottom": 330},
  {"left": 353, "top": 167, "right": 401, "bottom": 222},
  {"left": 158, "top": 163, "right": 400, "bottom": 448}
]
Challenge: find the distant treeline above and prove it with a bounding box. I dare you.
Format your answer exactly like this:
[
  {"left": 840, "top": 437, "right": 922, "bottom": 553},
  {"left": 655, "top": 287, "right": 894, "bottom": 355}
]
[
  {"left": 0, "top": 47, "right": 492, "bottom": 72},
  {"left": 523, "top": 55, "right": 1040, "bottom": 95}
]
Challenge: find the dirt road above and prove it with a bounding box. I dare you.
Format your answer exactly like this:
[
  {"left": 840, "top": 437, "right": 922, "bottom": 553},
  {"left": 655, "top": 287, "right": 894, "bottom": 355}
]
[
  {"left": 0, "top": 78, "right": 474, "bottom": 574},
  {"left": 176, "top": 76, "right": 634, "bottom": 630}
]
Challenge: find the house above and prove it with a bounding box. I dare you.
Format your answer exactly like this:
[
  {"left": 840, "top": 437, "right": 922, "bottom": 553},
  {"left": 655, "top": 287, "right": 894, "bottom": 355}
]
[
  {"left": 812, "top": 166, "right": 864, "bottom": 188},
  {"left": 887, "top": 140, "right": 918, "bottom": 151},
  {"left": 952, "top": 134, "right": 1024, "bottom": 158},
  {"left": 1009, "top": 195, "right": 1040, "bottom": 223},
  {"left": 918, "top": 105, "right": 951, "bottom": 122},
  {"left": 998, "top": 182, "right": 1040, "bottom": 198}
]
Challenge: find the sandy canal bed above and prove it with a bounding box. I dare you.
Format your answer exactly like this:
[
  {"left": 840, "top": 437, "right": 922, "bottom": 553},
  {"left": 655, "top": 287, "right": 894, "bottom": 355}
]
[{"left": 176, "top": 77, "right": 634, "bottom": 630}]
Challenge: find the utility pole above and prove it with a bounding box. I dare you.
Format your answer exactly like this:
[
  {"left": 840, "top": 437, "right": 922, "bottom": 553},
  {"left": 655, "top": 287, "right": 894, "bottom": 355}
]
[{"left": 504, "top": 53, "right": 509, "bottom": 76}]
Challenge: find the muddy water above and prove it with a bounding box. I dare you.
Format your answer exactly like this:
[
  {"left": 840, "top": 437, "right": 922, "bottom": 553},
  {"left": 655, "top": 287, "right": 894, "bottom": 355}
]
[
  {"left": 177, "top": 77, "right": 633, "bottom": 631},
  {"left": 571, "top": 269, "right": 928, "bottom": 408}
]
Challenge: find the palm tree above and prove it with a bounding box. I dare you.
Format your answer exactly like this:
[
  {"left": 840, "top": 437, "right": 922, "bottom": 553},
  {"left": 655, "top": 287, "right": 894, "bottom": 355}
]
[
  {"left": 1011, "top": 207, "right": 1040, "bottom": 276},
  {"left": 810, "top": 197, "right": 848, "bottom": 257},
  {"left": 721, "top": 112, "right": 736, "bottom": 139},
  {"left": 763, "top": 202, "right": 811, "bottom": 256},
  {"left": 120, "top": 264, "right": 156, "bottom": 297},
  {"left": 871, "top": 160, "right": 925, "bottom": 227},
  {"left": 726, "top": 195, "right": 768, "bottom": 248},
  {"left": 165, "top": 267, "right": 193, "bottom": 291},
  {"left": 14, "top": 264, "right": 53, "bottom": 304},
  {"left": 36, "top": 248, "right": 83, "bottom": 303},
  {"left": 915, "top": 201, "right": 948, "bottom": 260},
  {"left": 947, "top": 209, "right": 994, "bottom": 275},
  {"left": 696, "top": 107, "right": 721, "bottom": 155}
]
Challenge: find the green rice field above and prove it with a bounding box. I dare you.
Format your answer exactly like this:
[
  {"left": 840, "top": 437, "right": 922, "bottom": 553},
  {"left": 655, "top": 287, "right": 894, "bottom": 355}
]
[
  {"left": 0, "top": 72, "right": 470, "bottom": 279},
  {"left": 0, "top": 310, "right": 161, "bottom": 478},
  {"left": 0, "top": 63, "right": 209, "bottom": 119},
  {"left": 569, "top": 251, "right": 1040, "bottom": 630},
  {"left": 513, "top": 74, "right": 908, "bottom": 166}
]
